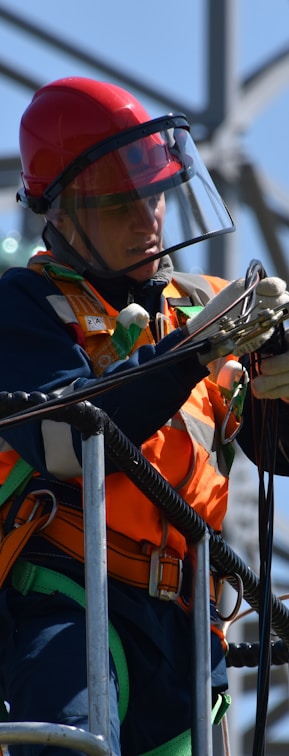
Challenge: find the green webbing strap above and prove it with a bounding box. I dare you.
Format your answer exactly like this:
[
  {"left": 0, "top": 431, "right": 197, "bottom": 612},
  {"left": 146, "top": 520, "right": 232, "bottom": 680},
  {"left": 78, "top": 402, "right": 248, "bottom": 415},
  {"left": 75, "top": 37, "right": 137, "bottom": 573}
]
[
  {"left": 140, "top": 693, "right": 232, "bottom": 755},
  {"left": 211, "top": 692, "right": 231, "bottom": 726},
  {"left": 11, "top": 559, "right": 129, "bottom": 725},
  {"left": 0, "top": 458, "right": 34, "bottom": 507},
  {"left": 44, "top": 263, "right": 84, "bottom": 282},
  {"left": 139, "top": 693, "right": 231, "bottom": 755},
  {"left": 175, "top": 304, "right": 203, "bottom": 319},
  {"left": 140, "top": 729, "right": 192, "bottom": 756},
  {"left": 11, "top": 559, "right": 231, "bottom": 754}
]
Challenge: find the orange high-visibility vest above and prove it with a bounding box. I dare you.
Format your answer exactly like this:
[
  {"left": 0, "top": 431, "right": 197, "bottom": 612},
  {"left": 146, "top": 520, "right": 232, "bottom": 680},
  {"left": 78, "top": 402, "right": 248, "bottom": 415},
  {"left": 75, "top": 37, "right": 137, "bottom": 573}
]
[{"left": 0, "top": 252, "right": 237, "bottom": 570}]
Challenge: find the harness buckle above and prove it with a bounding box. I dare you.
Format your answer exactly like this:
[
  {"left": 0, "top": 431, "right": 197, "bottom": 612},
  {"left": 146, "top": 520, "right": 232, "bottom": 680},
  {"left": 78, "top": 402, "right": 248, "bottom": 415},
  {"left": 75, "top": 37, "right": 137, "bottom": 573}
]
[
  {"left": 149, "top": 548, "right": 183, "bottom": 601},
  {"left": 14, "top": 489, "right": 58, "bottom": 531}
]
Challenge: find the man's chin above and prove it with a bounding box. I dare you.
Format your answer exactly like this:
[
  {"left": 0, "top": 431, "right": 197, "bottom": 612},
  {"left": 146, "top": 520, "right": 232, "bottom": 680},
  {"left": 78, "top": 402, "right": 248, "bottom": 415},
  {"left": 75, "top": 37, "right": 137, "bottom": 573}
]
[{"left": 128, "top": 257, "right": 160, "bottom": 282}]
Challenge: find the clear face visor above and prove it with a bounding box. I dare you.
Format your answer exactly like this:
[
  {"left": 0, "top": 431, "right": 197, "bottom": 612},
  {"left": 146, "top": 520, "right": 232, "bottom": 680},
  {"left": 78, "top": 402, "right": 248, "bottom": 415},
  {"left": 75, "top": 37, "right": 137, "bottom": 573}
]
[{"left": 47, "top": 116, "right": 234, "bottom": 276}]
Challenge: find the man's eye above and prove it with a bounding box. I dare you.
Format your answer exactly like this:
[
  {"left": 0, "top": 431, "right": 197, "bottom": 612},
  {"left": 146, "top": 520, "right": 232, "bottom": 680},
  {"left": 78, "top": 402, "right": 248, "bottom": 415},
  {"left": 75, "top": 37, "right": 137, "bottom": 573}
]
[
  {"left": 109, "top": 204, "right": 129, "bottom": 214},
  {"left": 148, "top": 194, "right": 161, "bottom": 209},
  {"left": 100, "top": 203, "right": 128, "bottom": 216}
]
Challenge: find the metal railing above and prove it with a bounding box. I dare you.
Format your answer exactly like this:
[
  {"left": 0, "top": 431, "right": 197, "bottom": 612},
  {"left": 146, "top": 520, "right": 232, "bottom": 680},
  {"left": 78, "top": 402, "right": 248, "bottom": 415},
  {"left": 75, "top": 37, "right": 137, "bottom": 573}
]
[{"left": 0, "top": 394, "right": 288, "bottom": 754}]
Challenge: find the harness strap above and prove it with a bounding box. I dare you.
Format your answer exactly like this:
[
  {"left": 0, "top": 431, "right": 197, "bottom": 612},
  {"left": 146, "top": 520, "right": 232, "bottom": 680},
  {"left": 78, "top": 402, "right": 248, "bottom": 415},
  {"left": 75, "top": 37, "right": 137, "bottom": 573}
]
[
  {"left": 10, "top": 559, "right": 193, "bottom": 753},
  {"left": 0, "top": 494, "right": 84, "bottom": 589},
  {"left": 140, "top": 729, "right": 192, "bottom": 755},
  {"left": 211, "top": 693, "right": 232, "bottom": 727},
  {"left": 0, "top": 483, "right": 184, "bottom": 597},
  {"left": 0, "top": 458, "right": 34, "bottom": 507},
  {"left": 10, "top": 558, "right": 230, "bottom": 752},
  {"left": 11, "top": 558, "right": 129, "bottom": 725},
  {"left": 0, "top": 488, "right": 223, "bottom": 611},
  {"left": 0, "top": 507, "right": 49, "bottom": 587}
]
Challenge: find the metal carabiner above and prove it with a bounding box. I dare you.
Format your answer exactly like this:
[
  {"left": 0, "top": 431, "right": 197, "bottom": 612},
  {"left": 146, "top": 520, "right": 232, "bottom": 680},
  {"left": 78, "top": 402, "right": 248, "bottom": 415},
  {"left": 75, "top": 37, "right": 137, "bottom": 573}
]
[
  {"left": 216, "top": 572, "right": 244, "bottom": 623},
  {"left": 24, "top": 489, "right": 58, "bottom": 531}
]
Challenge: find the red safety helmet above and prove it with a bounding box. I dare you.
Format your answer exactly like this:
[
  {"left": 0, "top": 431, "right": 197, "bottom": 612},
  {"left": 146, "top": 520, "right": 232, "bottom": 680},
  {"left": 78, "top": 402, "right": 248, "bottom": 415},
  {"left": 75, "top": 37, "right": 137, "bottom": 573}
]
[
  {"left": 17, "top": 77, "right": 234, "bottom": 276},
  {"left": 18, "top": 77, "right": 184, "bottom": 211}
]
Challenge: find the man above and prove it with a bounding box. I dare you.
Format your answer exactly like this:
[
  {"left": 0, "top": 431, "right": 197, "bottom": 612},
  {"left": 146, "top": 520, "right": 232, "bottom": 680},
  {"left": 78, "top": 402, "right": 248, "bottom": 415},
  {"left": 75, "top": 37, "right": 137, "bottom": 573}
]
[{"left": 0, "top": 76, "right": 289, "bottom": 756}]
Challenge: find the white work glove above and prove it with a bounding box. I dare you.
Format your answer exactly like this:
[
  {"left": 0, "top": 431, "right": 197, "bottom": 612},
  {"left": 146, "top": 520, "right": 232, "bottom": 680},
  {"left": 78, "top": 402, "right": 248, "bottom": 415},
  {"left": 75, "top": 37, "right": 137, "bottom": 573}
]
[
  {"left": 185, "top": 277, "right": 289, "bottom": 357},
  {"left": 251, "top": 337, "right": 289, "bottom": 401}
]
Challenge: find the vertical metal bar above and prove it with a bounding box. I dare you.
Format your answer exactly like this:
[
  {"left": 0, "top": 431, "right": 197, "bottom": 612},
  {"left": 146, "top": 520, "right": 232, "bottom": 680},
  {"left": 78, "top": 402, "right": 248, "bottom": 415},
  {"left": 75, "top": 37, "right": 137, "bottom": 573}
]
[
  {"left": 190, "top": 530, "right": 213, "bottom": 755},
  {"left": 206, "top": 0, "right": 238, "bottom": 280},
  {"left": 82, "top": 430, "right": 110, "bottom": 749}
]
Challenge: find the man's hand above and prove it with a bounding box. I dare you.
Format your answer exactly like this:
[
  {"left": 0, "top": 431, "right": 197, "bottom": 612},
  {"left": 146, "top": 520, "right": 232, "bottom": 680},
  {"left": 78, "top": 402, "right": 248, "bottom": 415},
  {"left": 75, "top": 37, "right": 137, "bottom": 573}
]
[
  {"left": 251, "top": 340, "right": 289, "bottom": 401},
  {"left": 185, "top": 277, "right": 289, "bottom": 357}
]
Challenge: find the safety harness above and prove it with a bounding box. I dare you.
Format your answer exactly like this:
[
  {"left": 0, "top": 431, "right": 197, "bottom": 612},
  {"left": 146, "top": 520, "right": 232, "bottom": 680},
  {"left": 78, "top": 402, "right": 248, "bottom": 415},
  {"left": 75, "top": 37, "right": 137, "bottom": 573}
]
[{"left": 0, "top": 459, "right": 230, "bottom": 748}]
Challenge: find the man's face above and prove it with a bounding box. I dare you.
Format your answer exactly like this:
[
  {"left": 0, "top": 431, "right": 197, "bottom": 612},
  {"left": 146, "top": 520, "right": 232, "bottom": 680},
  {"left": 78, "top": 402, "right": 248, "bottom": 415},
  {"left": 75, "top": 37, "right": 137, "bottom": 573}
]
[{"left": 52, "top": 192, "right": 166, "bottom": 282}]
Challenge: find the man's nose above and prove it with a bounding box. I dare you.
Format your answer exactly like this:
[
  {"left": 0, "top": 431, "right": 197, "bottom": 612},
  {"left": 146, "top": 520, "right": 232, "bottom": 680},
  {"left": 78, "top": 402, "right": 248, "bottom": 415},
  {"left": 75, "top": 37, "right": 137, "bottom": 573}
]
[{"left": 130, "top": 199, "right": 158, "bottom": 231}]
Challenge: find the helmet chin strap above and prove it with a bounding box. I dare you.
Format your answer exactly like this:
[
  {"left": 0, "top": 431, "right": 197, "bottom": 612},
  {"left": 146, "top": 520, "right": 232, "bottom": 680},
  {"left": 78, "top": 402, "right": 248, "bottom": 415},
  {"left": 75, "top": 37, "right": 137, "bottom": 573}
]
[
  {"left": 43, "top": 221, "right": 87, "bottom": 274},
  {"left": 68, "top": 207, "right": 111, "bottom": 273},
  {"left": 43, "top": 221, "right": 113, "bottom": 279}
]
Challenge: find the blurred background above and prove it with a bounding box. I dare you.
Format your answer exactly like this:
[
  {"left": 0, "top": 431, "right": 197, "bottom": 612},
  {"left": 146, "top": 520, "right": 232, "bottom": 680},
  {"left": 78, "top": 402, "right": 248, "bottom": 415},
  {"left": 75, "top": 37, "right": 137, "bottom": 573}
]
[{"left": 0, "top": 1, "right": 289, "bottom": 753}]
